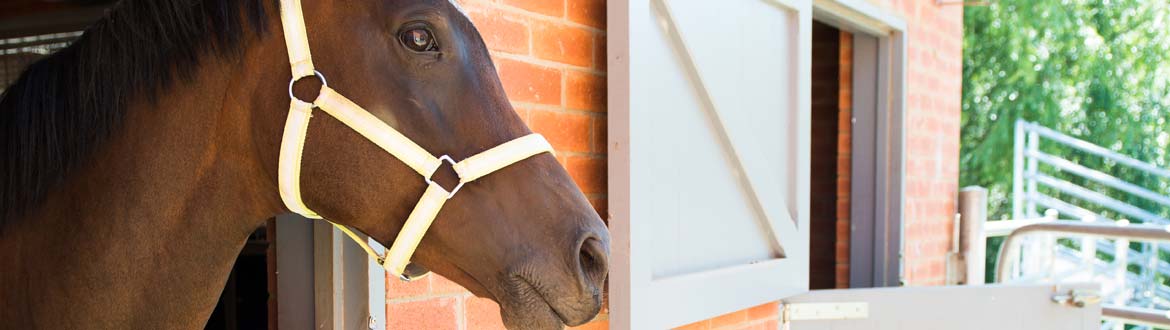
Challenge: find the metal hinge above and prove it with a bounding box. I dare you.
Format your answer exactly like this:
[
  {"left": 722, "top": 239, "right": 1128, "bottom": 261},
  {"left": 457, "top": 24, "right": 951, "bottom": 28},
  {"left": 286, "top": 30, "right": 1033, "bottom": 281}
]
[
  {"left": 781, "top": 302, "right": 868, "bottom": 330},
  {"left": 1051, "top": 289, "right": 1101, "bottom": 308}
]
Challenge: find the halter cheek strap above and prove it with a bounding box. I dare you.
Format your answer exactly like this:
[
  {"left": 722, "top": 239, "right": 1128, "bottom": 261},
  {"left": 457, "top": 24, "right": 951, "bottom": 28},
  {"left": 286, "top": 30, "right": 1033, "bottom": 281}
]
[{"left": 276, "top": 0, "right": 554, "bottom": 280}]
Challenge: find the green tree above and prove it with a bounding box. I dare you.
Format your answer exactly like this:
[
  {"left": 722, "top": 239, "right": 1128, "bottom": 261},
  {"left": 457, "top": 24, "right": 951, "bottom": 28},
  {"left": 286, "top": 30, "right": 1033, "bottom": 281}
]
[{"left": 962, "top": 0, "right": 1170, "bottom": 221}]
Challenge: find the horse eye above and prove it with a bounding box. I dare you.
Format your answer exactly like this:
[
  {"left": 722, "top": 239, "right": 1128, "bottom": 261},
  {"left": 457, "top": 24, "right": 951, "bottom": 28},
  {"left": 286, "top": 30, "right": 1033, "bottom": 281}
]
[{"left": 400, "top": 28, "right": 438, "bottom": 52}]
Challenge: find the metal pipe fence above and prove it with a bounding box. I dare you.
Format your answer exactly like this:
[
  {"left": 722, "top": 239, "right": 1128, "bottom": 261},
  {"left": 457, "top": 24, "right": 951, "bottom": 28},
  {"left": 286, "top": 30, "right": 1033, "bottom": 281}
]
[
  {"left": 993, "top": 218, "right": 1170, "bottom": 328},
  {"left": 990, "top": 121, "right": 1170, "bottom": 329}
]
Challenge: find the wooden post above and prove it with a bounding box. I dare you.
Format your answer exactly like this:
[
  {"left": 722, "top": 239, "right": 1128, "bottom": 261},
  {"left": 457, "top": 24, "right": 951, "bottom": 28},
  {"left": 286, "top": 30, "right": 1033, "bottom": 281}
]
[{"left": 958, "top": 186, "right": 988, "bottom": 285}]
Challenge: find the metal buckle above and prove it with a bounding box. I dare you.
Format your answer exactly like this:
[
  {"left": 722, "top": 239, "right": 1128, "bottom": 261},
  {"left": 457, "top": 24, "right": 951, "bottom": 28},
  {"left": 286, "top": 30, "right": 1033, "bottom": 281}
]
[
  {"left": 425, "top": 155, "right": 465, "bottom": 199},
  {"left": 287, "top": 70, "right": 328, "bottom": 107}
]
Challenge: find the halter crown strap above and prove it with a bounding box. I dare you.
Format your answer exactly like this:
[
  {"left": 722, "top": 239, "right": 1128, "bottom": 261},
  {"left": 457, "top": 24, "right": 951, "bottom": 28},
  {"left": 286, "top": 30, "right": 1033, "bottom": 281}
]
[
  {"left": 276, "top": 0, "right": 553, "bottom": 280},
  {"left": 279, "top": 0, "right": 314, "bottom": 79}
]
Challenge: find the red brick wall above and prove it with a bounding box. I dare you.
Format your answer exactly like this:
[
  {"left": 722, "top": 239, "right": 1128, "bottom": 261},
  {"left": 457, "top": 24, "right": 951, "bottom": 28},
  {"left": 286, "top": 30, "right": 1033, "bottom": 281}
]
[
  {"left": 872, "top": 0, "right": 964, "bottom": 286},
  {"left": 383, "top": 0, "right": 609, "bottom": 329},
  {"left": 674, "top": 302, "right": 780, "bottom": 330},
  {"left": 835, "top": 30, "right": 854, "bottom": 290}
]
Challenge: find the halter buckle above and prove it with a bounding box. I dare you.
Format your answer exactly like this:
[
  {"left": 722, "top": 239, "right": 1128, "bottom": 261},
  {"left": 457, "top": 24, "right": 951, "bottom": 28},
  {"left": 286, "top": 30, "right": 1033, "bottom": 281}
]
[
  {"left": 425, "top": 155, "right": 465, "bottom": 199},
  {"left": 287, "top": 70, "right": 328, "bottom": 107}
]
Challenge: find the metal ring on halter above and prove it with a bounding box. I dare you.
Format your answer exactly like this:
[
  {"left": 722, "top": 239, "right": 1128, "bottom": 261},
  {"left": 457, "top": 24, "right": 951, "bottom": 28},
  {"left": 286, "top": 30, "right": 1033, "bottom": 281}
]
[
  {"left": 376, "top": 257, "right": 416, "bottom": 282},
  {"left": 399, "top": 263, "right": 432, "bottom": 282},
  {"left": 287, "top": 70, "right": 328, "bottom": 106},
  {"left": 425, "top": 155, "right": 466, "bottom": 199}
]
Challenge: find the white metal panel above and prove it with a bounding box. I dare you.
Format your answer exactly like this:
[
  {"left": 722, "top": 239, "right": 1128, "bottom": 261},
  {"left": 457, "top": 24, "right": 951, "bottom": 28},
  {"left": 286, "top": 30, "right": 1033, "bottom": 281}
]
[
  {"left": 610, "top": 0, "right": 812, "bottom": 328},
  {"left": 783, "top": 284, "right": 1102, "bottom": 330}
]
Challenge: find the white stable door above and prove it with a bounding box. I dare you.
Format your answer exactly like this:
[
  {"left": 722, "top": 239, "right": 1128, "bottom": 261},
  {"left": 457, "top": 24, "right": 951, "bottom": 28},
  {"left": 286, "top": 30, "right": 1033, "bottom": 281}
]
[
  {"left": 783, "top": 283, "right": 1102, "bottom": 330},
  {"left": 609, "top": 0, "right": 812, "bottom": 328}
]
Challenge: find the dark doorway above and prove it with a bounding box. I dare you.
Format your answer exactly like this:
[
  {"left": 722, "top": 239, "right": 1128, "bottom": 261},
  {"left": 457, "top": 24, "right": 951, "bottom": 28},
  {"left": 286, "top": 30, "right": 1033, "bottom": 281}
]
[
  {"left": 205, "top": 223, "right": 276, "bottom": 330},
  {"left": 809, "top": 20, "right": 853, "bottom": 290}
]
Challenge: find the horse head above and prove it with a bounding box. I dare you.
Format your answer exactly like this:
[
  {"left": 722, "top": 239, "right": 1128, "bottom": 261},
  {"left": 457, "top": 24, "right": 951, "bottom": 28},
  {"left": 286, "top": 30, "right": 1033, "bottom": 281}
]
[{"left": 251, "top": 1, "right": 609, "bottom": 328}]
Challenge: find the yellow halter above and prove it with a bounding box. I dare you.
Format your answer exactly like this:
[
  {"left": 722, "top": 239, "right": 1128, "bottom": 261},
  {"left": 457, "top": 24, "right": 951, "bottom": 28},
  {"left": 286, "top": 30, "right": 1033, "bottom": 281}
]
[{"left": 276, "top": 0, "right": 554, "bottom": 281}]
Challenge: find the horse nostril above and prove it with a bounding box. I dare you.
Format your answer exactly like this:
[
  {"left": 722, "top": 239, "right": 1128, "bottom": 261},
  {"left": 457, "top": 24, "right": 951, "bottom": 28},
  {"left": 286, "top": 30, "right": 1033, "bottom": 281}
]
[{"left": 578, "top": 237, "right": 609, "bottom": 287}]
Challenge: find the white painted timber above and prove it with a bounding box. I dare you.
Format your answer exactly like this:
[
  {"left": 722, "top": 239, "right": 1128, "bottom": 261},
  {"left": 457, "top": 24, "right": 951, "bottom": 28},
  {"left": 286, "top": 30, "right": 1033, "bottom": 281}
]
[
  {"left": 609, "top": 0, "right": 812, "bottom": 328},
  {"left": 783, "top": 284, "right": 1102, "bottom": 330}
]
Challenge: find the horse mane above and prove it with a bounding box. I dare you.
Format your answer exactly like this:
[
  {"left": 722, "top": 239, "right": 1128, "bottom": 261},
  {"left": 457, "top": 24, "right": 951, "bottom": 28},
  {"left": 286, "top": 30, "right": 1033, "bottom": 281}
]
[{"left": 0, "top": 0, "right": 275, "bottom": 222}]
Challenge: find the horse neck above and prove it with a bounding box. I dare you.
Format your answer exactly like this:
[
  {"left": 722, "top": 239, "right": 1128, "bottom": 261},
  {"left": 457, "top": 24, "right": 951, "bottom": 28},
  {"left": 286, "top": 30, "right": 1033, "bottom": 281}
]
[{"left": 0, "top": 54, "right": 285, "bottom": 329}]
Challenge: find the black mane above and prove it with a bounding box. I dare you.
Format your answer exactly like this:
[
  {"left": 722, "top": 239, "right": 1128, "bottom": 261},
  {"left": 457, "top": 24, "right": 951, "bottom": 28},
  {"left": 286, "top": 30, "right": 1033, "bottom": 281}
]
[{"left": 0, "top": 0, "right": 274, "bottom": 221}]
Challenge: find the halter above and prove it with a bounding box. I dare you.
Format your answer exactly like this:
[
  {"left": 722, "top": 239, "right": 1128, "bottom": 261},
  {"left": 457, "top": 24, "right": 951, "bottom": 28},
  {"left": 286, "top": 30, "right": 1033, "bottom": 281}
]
[{"left": 276, "top": 0, "right": 554, "bottom": 281}]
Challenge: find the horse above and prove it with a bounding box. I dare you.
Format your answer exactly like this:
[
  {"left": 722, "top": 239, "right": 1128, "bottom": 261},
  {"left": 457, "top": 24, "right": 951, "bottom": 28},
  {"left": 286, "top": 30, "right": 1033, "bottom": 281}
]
[{"left": 0, "top": 0, "right": 609, "bottom": 329}]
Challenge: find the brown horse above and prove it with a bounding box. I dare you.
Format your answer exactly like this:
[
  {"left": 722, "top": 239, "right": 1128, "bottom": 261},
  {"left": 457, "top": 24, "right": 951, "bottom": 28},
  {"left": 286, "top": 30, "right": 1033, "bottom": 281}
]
[{"left": 0, "top": 0, "right": 608, "bottom": 329}]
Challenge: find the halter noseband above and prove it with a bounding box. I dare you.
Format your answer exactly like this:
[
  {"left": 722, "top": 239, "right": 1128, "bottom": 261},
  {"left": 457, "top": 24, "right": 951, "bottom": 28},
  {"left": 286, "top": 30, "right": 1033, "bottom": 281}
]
[{"left": 276, "top": 0, "right": 553, "bottom": 281}]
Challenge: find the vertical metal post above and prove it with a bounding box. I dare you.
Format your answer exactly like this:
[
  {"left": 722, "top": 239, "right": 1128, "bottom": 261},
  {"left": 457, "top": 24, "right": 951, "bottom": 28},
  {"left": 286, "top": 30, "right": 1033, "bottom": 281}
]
[
  {"left": 1114, "top": 218, "right": 1132, "bottom": 329},
  {"left": 1022, "top": 210, "right": 1057, "bottom": 278},
  {"left": 1025, "top": 129, "right": 1040, "bottom": 218},
  {"left": 1081, "top": 215, "right": 1097, "bottom": 275},
  {"left": 958, "top": 187, "right": 988, "bottom": 285},
  {"left": 1040, "top": 210, "right": 1058, "bottom": 278},
  {"left": 1113, "top": 238, "right": 1128, "bottom": 298},
  {"left": 1145, "top": 242, "right": 1159, "bottom": 308},
  {"left": 1012, "top": 120, "right": 1026, "bottom": 220},
  {"left": 1113, "top": 231, "right": 1129, "bottom": 330}
]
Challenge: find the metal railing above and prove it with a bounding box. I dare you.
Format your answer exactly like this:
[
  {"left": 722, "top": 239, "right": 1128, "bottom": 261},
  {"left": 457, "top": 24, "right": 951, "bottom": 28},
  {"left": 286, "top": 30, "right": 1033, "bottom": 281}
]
[
  {"left": 1012, "top": 120, "right": 1170, "bottom": 223},
  {"left": 993, "top": 217, "right": 1170, "bottom": 328},
  {"left": 1004, "top": 121, "right": 1170, "bottom": 329}
]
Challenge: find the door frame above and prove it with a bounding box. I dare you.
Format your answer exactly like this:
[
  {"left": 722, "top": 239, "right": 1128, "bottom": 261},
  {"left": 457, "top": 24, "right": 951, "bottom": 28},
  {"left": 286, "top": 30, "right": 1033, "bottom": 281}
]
[
  {"left": 811, "top": 0, "right": 907, "bottom": 288},
  {"left": 274, "top": 215, "right": 386, "bottom": 330}
]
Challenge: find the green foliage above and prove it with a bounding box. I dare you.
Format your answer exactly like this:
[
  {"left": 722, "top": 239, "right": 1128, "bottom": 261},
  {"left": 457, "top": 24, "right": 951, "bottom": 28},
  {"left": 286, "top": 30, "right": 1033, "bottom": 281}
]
[{"left": 962, "top": 0, "right": 1170, "bottom": 221}]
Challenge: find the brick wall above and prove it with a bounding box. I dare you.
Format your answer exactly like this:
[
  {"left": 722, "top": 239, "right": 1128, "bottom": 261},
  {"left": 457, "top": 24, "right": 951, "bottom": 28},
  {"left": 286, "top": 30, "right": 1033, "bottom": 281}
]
[
  {"left": 383, "top": 0, "right": 609, "bottom": 329},
  {"left": 674, "top": 302, "right": 779, "bottom": 330},
  {"left": 835, "top": 30, "right": 854, "bottom": 290},
  {"left": 871, "top": 0, "right": 964, "bottom": 286}
]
